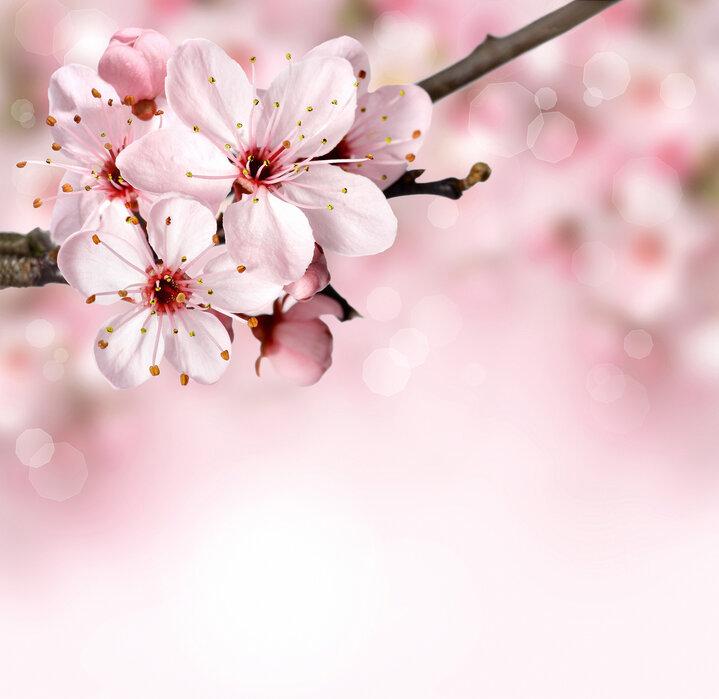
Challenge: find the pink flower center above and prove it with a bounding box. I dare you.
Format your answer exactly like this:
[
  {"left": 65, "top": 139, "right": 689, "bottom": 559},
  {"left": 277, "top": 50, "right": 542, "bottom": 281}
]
[{"left": 142, "top": 268, "right": 193, "bottom": 313}]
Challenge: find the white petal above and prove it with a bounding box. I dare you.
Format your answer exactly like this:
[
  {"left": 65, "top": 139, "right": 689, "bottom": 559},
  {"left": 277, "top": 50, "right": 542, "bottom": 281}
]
[
  {"left": 94, "top": 309, "right": 164, "bottom": 389},
  {"left": 147, "top": 196, "right": 217, "bottom": 269},
  {"left": 57, "top": 207, "right": 152, "bottom": 302},
  {"left": 198, "top": 253, "right": 282, "bottom": 315},
  {"left": 166, "top": 38, "right": 253, "bottom": 151},
  {"left": 163, "top": 307, "right": 231, "bottom": 384},
  {"left": 257, "top": 56, "right": 357, "bottom": 159},
  {"left": 117, "top": 126, "right": 237, "bottom": 214},
  {"left": 281, "top": 165, "right": 397, "bottom": 256},
  {"left": 303, "top": 36, "right": 371, "bottom": 96},
  {"left": 222, "top": 190, "right": 315, "bottom": 285}
]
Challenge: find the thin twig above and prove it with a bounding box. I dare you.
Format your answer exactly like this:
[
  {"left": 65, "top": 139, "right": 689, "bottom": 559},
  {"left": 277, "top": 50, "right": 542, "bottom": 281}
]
[
  {"left": 418, "top": 0, "right": 622, "bottom": 102},
  {"left": 0, "top": 229, "right": 64, "bottom": 289},
  {"left": 384, "top": 162, "right": 491, "bottom": 200}
]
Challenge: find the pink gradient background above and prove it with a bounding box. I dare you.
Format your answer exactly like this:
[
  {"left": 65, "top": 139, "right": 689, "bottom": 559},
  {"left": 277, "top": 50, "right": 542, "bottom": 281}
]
[{"left": 3, "top": 0, "right": 719, "bottom": 696}]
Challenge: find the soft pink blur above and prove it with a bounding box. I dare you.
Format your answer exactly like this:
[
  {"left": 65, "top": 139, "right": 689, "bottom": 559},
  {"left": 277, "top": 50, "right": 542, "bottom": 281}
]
[{"left": 3, "top": 1, "right": 719, "bottom": 697}]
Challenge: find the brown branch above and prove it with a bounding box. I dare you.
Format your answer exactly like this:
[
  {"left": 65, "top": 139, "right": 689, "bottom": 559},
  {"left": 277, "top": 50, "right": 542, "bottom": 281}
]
[
  {"left": 384, "top": 162, "right": 491, "bottom": 200},
  {"left": 418, "top": 0, "right": 622, "bottom": 102},
  {"left": 0, "top": 228, "right": 64, "bottom": 289}
]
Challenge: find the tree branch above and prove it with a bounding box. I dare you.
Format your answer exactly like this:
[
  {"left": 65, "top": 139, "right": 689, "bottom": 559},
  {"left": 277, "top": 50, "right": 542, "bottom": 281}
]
[
  {"left": 0, "top": 228, "right": 64, "bottom": 289},
  {"left": 384, "top": 162, "right": 491, "bottom": 200},
  {"left": 417, "top": 0, "right": 622, "bottom": 102}
]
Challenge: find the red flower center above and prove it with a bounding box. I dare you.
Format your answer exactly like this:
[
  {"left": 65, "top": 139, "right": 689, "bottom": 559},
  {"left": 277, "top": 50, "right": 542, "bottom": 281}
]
[{"left": 143, "top": 268, "right": 193, "bottom": 313}]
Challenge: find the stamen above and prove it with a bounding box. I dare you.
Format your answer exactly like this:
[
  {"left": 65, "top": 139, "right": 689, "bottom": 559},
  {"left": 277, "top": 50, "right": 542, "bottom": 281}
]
[
  {"left": 180, "top": 373, "right": 189, "bottom": 386},
  {"left": 46, "top": 116, "right": 57, "bottom": 126}
]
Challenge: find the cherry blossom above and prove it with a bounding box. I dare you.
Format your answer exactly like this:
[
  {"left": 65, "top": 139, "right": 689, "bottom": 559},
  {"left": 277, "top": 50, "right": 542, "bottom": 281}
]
[
  {"left": 98, "top": 28, "right": 173, "bottom": 120},
  {"left": 16, "top": 64, "right": 163, "bottom": 244},
  {"left": 57, "top": 197, "right": 281, "bottom": 388},
  {"left": 117, "top": 38, "right": 398, "bottom": 286},
  {"left": 304, "top": 36, "right": 433, "bottom": 189},
  {"left": 251, "top": 294, "right": 343, "bottom": 386}
]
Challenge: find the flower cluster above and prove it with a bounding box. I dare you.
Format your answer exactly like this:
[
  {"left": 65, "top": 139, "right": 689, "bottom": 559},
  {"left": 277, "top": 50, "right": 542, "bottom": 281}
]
[{"left": 19, "top": 33, "right": 431, "bottom": 388}]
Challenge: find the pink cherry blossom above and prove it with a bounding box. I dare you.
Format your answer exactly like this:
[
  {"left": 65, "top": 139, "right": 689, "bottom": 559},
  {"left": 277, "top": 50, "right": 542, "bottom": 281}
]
[
  {"left": 304, "top": 36, "right": 433, "bottom": 189},
  {"left": 18, "top": 64, "right": 164, "bottom": 244},
  {"left": 284, "top": 244, "right": 330, "bottom": 301},
  {"left": 251, "top": 294, "right": 343, "bottom": 386},
  {"left": 98, "top": 28, "right": 173, "bottom": 119},
  {"left": 57, "top": 196, "right": 282, "bottom": 388},
  {"left": 117, "top": 38, "right": 398, "bottom": 286}
]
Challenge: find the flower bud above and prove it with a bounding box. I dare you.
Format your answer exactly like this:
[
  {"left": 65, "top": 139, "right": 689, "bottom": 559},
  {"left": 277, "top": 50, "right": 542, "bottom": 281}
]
[
  {"left": 284, "top": 244, "right": 330, "bottom": 301},
  {"left": 252, "top": 295, "right": 342, "bottom": 386},
  {"left": 98, "top": 28, "right": 173, "bottom": 111}
]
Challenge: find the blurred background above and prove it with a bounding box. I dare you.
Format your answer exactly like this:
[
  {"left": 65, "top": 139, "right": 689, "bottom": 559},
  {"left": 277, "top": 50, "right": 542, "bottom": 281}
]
[{"left": 2, "top": 0, "right": 719, "bottom": 696}]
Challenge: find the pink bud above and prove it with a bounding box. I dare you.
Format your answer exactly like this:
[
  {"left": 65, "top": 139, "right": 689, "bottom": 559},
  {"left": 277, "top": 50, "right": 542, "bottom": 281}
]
[
  {"left": 284, "top": 244, "right": 330, "bottom": 301},
  {"left": 251, "top": 295, "right": 342, "bottom": 386},
  {"left": 98, "top": 28, "right": 173, "bottom": 107}
]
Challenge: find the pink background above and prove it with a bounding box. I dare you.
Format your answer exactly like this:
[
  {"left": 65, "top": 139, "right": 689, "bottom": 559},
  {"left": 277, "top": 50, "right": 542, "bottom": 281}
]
[{"left": 3, "top": 0, "right": 719, "bottom": 696}]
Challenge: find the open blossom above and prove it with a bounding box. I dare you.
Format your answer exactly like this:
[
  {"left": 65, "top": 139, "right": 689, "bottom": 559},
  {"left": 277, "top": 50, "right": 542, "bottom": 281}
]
[
  {"left": 57, "top": 196, "right": 281, "bottom": 388},
  {"left": 98, "top": 28, "right": 173, "bottom": 120},
  {"left": 251, "top": 294, "right": 343, "bottom": 386},
  {"left": 304, "top": 36, "right": 433, "bottom": 189},
  {"left": 17, "top": 65, "right": 163, "bottom": 244},
  {"left": 117, "top": 38, "right": 398, "bottom": 286}
]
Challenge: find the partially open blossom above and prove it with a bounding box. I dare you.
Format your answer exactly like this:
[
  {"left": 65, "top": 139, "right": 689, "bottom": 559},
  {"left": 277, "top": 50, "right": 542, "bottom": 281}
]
[
  {"left": 17, "top": 64, "right": 164, "bottom": 244},
  {"left": 98, "top": 28, "right": 173, "bottom": 119},
  {"left": 305, "top": 36, "right": 433, "bottom": 189},
  {"left": 117, "top": 38, "right": 398, "bottom": 286},
  {"left": 57, "top": 197, "right": 281, "bottom": 388},
  {"left": 251, "top": 294, "right": 343, "bottom": 386},
  {"left": 284, "top": 244, "right": 330, "bottom": 300}
]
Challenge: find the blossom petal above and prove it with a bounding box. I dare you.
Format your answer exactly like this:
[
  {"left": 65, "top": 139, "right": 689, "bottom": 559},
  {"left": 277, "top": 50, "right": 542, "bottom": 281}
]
[
  {"left": 147, "top": 196, "right": 217, "bottom": 269},
  {"left": 222, "top": 189, "right": 315, "bottom": 285},
  {"left": 285, "top": 294, "right": 343, "bottom": 321},
  {"left": 342, "top": 84, "right": 432, "bottom": 188},
  {"left": 57, "top": 208, "right": 152, "bottom": 302},
  {"left": 199, "top": 253, "right": 283, "bottom": 315},
  {"left": 257, "top": 56, "right": 356, "bottom": 159},
  {"left": 166, "top": 38, "right": 253, "bottom": 150},
  {"left": 163, "top": 307, "right": 231, "bottom": 384},
  {"left": 303, "top": 36, "right": 371, "bottom": 96},
  {"left": 49, "top": 170, "right": 105, "bottom": 243},
  {"left": 266, "top": 318, "right": 333, "bottom": 386},
  {"left": 284, "top": 244, "right": 330, "bottom": 300},
  {"left": 94, "top": 308, "right": 164, "bottom": 389},
  {"left": 117, "top": 126, "right": 237, "bottom": 214},
  {"left": 281, "top": 165, "right": 397, "bottom": 256}
]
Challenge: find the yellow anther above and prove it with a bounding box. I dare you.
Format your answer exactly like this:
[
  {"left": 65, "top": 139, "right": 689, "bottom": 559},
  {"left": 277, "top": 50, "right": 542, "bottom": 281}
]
[
  {"left": 341, "top": 187, "right": 347, "bottom": 194},
  {"left": 247, "top": 317, "right": 258, "bottom": 329},
  {"left": 175, "top": 292, "right": 186, "bottom": 304},
  {"left": 149, "top": 365, "right": 160, "bottom": 376},
  {"left": 220, "top": 349, "right": 230, "bottom": 360},
  {"left": 193, "top": 125, "right": 200, "bottom": 132},
  {"left": 92, "top": 234, "right": 101, "bottom": 245},
  {"left": 180, "top": 373, "right": 189, "bottom": 386},
  {"left": 91, "top": 88, "right": 101, "bottom": 98},
  {"left": 327, "top": 203, "right": 334, "bottom": 211},
  {"left": 208, "top": 76, "right": 216, "bottom": 84}
]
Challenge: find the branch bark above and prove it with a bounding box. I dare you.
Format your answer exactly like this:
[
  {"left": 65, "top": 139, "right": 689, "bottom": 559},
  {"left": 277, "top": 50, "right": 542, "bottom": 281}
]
[
  {"left": 384, "top": 162, "right": 491, "bottom": 200},
  {"left": 417, "top": 0, "right": 622, "bottom": 102}
]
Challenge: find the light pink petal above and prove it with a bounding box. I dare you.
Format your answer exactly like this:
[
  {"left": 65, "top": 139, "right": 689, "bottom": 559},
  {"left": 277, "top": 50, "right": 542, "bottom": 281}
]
[
  {"left": 303, "top": 36, "right": 371, "bottom": 96},
  {"left": 266, "top": 318, "right": 333, "bottom": 386},
  {"left": 284, "top": 244, "right": 330, "bottom": 300},
  {"left": 342, "top": 84, "right": 432, "bottom": 188},
  {"left": 222, "top": 189, "right": 315, "bottom": 285},
  {"left": 199, "top": 253, "right": 283, "bottom": 315},
  {"left": 94, "top": 308, "right": 163, "bottom": 389},
  {"left": 257, "top": 56, "right": 356, "bottom": 159},
  {"left": 284, "top": 294, "right": 343, "bottom": 322},
  {"left": 163, "top": 307, "right": 231, "bottom": 384},
  {"left": 281, "top": 165, "right": 397, "bottom": 256},
  {"left": 49, "top": 170, "right": 105, "bottom": 244},
  {"left": 57, "top": 209, "right": 151, "bottom": 302},
  {"left": 146, "top": 196, "right": 217, "bottom": 268},
  {"left": 166, "top": 38, "right": 253, "bottom": 151},
  {"left": 116, "top": 126, "right": 237, "bottom": 214},
  {"left": 48, "top": 65, "right": 133, "bottom": 163}
]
